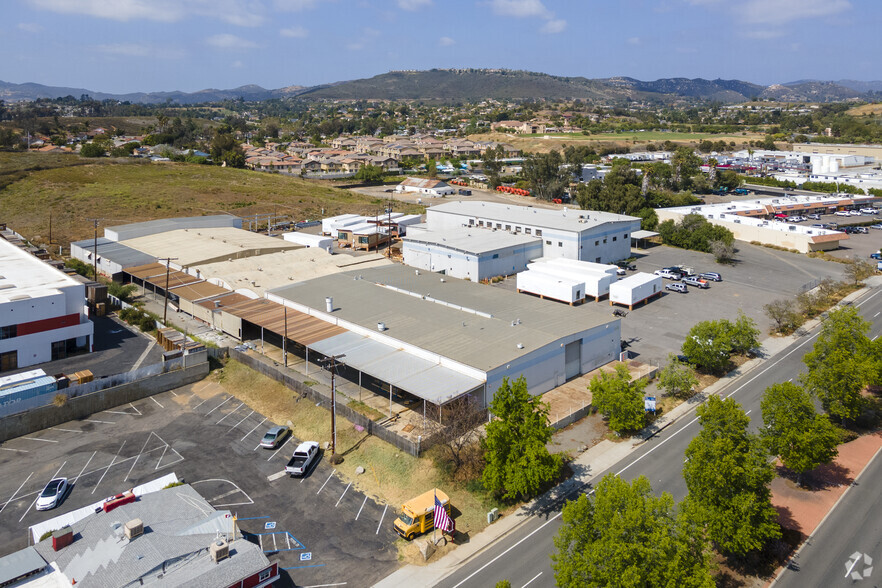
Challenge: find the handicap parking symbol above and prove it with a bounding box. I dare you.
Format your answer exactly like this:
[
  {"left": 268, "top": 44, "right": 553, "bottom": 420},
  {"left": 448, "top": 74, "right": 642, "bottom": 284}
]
[
  {"left": 300, "top": 552, "right": 312, "bottom": 561},
  {"left": 264, "top": 521, "right": 276, "bottom": 530}
]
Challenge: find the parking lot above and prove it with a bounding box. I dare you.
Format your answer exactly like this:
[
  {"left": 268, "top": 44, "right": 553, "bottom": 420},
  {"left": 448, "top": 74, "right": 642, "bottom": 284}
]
[
  {"left": 495, "top": 241, "right": 849, "bottom": 365},
  {"left": 0, "top": 380, "right": 399, "bottom": 587}
]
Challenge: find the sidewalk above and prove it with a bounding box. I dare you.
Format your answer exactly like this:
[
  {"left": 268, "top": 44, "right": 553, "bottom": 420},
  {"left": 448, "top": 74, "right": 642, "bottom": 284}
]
[{"left": 375, "top": 279, "right": 880, "bottom": 588}]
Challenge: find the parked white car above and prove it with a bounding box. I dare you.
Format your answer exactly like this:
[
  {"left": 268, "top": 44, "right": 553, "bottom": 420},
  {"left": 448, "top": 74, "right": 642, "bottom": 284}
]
[
  {"left": 860, "top": 208, "right": 877, "bottom": 215},
  {"left": 834, "top": 210, "right": 851, "bottom": 216},
  {"left": 36, "top": 478, "right": 69, "bottom": 511}
]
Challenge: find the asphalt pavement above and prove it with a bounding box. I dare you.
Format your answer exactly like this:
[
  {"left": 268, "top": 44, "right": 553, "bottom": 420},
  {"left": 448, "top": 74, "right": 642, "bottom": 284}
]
[
  {"left": 426, "top": 279, "right": 882, "bottom": 588},
  {"left": 772, "top": 447, "right": 882, "bottom": 588}
]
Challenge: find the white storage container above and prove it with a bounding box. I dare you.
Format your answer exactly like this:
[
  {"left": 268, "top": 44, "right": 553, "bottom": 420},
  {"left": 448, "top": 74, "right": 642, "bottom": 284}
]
[
  {"left": 609, "top": 272, "right": 662, "bottom": 308},
  {"left": 516, "top": 270, "right": 584, "bottom": 305}
]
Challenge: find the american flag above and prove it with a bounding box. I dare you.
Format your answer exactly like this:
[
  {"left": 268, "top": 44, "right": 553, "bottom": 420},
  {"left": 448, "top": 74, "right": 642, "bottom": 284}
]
[{"left": 434, "top": 493, "right": 453, "bottom": 533}]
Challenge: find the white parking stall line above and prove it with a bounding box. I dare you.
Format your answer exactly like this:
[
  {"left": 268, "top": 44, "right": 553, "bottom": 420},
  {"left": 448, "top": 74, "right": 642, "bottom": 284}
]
[
  {"left": 208, "top": 489, "right": 240, "bottom": 502},
  {"left": 244, "top": 417, "right": 268, "bottom": 443},
  {"left": 92, "top": 441, "right": 126, "bottom": 494},
  {"left": 521, "top": 572, "right": 543, "bottom": 588},
  {"left": 0, "top": 472, "right": 33, "bottom": 514},
  {"left": 205, "top": 396, "right": 233, "bottom": 416},
  {"left": 73, "top": 451, "right": 97, "bottom": 484},
  {"left": 376, "top": 504, "right": 387, "bottom": 535},
  {"left": 191, "top": 397, "right": 211, "bottom": 411},
  {"left": 273, "top": 534, "right": 277, "bottom": 551},
  {"left": 83, "top": 419, "right": 115, "bottom": 424},
  {"left": 170, "top": 391, "right": 178, "bottom": 397},
  {"left": 355, "top": 495, "right": 368, "bottom": 520},
  {"left": 150, "top": 396, "right": 164, "bottom": 409},
  {"left": 267, "top": 436, "right": 293, "bottom": 461},
  {"left": 157, "top": 447, "right": 184, "bottom": 469},
  {"left": 0, "top": 448, "right": 28, "bottom": 453},
  {"left": 216, "top": 402, "right": 244, "bottom": 425},
  {"left": 191, "top": 479, "right": 253, "bottom": 508},
  {"left": 317, "top": 470, "right": 336, "bottom": 495},
  {"left": 154, "top": 444, "right": 169, "bottom": 471},
  {"left": 49, "top": 427, "right": 82, "bottom": 433},
  {"left": 20, "top": 461, "right": 66, "bottom": 523},
  {"left": 21, "top": 437, "right": 58, "bottom": 443},
  {"left": 267, "top": 471, "right": 287, "bottom": 482},
  {"left": 229, "top": 410, "right": 254, "bottom": 432},
  {"left": 335, "top": 482, "right": 351, "bottom": 507}
]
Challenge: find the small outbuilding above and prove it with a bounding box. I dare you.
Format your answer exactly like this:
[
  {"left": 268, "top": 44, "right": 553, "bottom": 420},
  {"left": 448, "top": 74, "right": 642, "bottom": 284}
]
[
  {"left": 282, "top": 232, "right": 334, "bottom": 250},
  {"left": 396, "top": 177, "right": 455, "bottom": 197},
  {"left": 609, "top": 272, "right": 662, "bottom": 309}
]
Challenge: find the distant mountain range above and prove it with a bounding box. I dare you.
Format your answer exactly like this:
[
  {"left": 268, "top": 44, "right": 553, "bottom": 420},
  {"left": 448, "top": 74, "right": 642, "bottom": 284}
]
[{"left": 2, "top": 70, "right": 879, "bottom": 105}]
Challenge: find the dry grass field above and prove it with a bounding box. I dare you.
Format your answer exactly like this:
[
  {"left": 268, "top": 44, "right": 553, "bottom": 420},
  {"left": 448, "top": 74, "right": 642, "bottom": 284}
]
[
  {"left": 469, "top": 131, "right": 762, "bottom": 153},
  {"left": 0, "top": 152, "right": 422, "bottom": 245},
  {"left": 847, "top": 103, "right": 882, "bottom": 116}
]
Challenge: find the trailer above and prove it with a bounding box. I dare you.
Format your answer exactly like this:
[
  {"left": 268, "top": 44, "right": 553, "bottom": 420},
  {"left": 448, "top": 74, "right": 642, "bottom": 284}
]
[
  {"left": 538, "top": 258, "right": 619, "bottom": 279},
  {"left": 609, "top": 272, "right": 662, "bottom": 310},
  {"left": 525, "top": 263, "right": 613, "bottom": 301},
  {"left": 516, "top": 269, "right": 584, "bottom": 305},
  {"left": 0, "top": 370, "right": 58, "bottom": 409},
  {"left": 321, "top": 214, "right": 361, "bottom": 237},
  {"left": 281, "top": 232, "right": 334, "bottom": 250}
]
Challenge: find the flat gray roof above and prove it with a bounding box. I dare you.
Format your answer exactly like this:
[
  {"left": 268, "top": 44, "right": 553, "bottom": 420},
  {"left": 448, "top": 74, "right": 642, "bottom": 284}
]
[
  {"left": 105, "top": 214, "right": 241, "bottom": 241},
  {"left": 270, "top": 264, "right": 615, "bottom": 372},
  {"left": 0, "top": 546, "right": 46, "bottom": 584},
  {"left": 402, "top": 228, "right": 541, "bottom": 255},
  {"left": 70, "top": 237, "right": 155, "bottom": 268},
  {"left": 428, "top": 200, "right": 640, "bottom": 233}
]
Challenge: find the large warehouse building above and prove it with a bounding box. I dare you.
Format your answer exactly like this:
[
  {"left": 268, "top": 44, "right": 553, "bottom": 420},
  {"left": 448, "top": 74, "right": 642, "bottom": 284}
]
[
  {"left": 267, "top": 264, "right": 621, "bottom": 407},
  {"left": 402, "top": 228, "right": 542, "bottom": 281},
  {"left": 0, "top": 238, "right": 93, "bottom": 372},
  {"left": 425, "top": 201, "right": 641, "bottom": 264}
]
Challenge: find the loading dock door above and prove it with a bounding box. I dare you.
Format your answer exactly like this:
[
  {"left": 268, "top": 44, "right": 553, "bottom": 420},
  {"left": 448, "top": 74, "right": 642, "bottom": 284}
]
[{"left": 564, "top": 340, "right": 581, "bottom": 380}]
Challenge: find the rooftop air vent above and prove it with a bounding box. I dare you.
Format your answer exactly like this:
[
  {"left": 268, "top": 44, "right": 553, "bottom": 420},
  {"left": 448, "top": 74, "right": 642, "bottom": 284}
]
[
  {"left": 377, "top": 322, "right": 387, "bottom": 331},
  {"left": 209, "top": 539, "right": 229, "bottom": 563}
]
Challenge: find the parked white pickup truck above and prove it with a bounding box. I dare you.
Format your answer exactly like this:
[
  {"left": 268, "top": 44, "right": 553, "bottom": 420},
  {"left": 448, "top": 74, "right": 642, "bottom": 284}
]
[{"left": 285, "top": 441, "right": 319, "bottom": 477}]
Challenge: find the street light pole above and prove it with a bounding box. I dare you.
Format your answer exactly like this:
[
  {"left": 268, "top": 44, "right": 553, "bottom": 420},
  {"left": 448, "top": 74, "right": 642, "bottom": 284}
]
[
  {"left": 159, "top": 257, "right": 179, "bottom": 325},
  {"left": 320, "top": 354, "right": 346, "bottom": 456}
]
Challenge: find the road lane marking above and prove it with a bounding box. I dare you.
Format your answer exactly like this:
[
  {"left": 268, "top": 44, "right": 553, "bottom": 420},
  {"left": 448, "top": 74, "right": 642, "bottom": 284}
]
[
  {"left": 73, "top": 451, "right": 97, "bottom": 484},
  {"left": 92, "top": 442, "right": 126, "bottom": 494},
  {"left": 522, "top": 572, "right": 543, "bottom": 588},
  {"left": 450, "top": 511, "right": 563, "bottom": 588},
  {"left": 21, "top": 437, "right": 58, "bottom": 443},
  {"left": 335, "top": 482, "right": 351, "bottom": 507},
  {"left": 0, "top": 448, "right": 28, "bottom": 453},
  {"left": 131, "top": 339, "right": 155, "bottom": 371},
  {"left": 49, "top": 427, "right": 82, "bottom": 433},
  {"left": 244, "top": 417, "right": 268, "bottom": 443},
  {"left": 20, "top": 462, "right": 66, "bottom": 522},
  {"left": 0, "top": 472, "right": 33, "bottom": 514},
  {"left": 230, "top": 410, "right": 254, "bottom": 431},
  {"left": 150, "top": 396, "right": 164, "bottom": 408},
  {"left": 356, "top": 495, "right": 368, "bottom": 520},
  {"left": 317, "top": 470, "right": 335, "bottom": 495},
  {"left": 216, "top": 402, "right": 244, "bottom": 425},
  {"left": 267, "top": 436, "right": 293, "bottom": 461},
  {"left": 83, "top": 419, "right": 114, "bottom": 424},
  {"left": 376, "top": 504, "right": 387, "bottom": 535},
  {"left": 205, "top": 396, "right": 233, "bottom": 416}
]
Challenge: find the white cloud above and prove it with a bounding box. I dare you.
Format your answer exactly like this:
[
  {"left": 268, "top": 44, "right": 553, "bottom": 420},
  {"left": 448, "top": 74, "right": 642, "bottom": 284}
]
[
  {"left": 439, "top": 36, "right": 455, "bottom": 46},
  {"left": 397, "top": 0, "right": 431, "bottom": 10},
  {"left": 490, "top": 0, "right": 551, "bottom": 18},
  {"left": 206, "top": 33, "right": 259, "bottom": 49},
  {"left": 28, "top": 0, "right": 266, "bottom": 26},
  {"left": 743, "top": 29, "right": 785, "bottom": 39},
  {"left": 686, "top": 0, "right": 851, "bottom": 25},
  {"left": 17, "top": 22, "right": 44, "bottom": 33},
  {"left": 740, "top": 0, "right": 850, "bottom": 25},
  {"left": 274, "top": 0, "right": 318, "bottom": 10},
  {"left": 540, "top": 19, "right": 566, "bottom": 34},
  {"left": 94, "top": 43, "right": 186, "bottom": 59},
  {"left": 280, "top": 26, "right": 309, "bottom": 37}
]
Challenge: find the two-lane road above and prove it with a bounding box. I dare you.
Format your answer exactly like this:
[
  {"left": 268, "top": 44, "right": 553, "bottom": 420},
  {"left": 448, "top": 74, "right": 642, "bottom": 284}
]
[{"left": 438, "top": 286, "right": 882, "bottom": 588}]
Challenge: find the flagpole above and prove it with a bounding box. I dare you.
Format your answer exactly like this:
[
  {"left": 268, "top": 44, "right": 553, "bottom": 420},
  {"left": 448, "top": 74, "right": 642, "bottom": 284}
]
[{"left": 432, "top": 489, "right": 436, "bottom": 544}]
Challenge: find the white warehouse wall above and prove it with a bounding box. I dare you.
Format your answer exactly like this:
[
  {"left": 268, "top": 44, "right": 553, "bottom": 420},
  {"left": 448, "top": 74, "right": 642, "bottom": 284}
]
[{"left": 402, "top": 240, "right": 543, "bottom": 281}]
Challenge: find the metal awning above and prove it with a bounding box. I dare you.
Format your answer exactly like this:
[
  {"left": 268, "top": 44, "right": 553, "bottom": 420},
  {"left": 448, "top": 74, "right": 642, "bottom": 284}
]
[
  {"left": 308, "top": 332, "right": 484, "bottom": 405},
  {"left": 631, "top": 230, "right": 659, "bottom": 239}
]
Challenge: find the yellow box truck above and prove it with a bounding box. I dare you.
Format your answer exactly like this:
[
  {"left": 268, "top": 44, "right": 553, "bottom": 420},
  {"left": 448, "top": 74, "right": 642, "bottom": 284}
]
[{"left": 393, "top": 488, "right": 450, "bottom": 540}]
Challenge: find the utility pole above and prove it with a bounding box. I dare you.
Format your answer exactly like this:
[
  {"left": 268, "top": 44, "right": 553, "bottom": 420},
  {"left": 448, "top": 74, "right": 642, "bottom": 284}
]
[
  {"left": 283, "top": 305, "right": 288, "bottom": 368},
  {"left": 320, "top": 354, "right": 346, "bottom": 456},
  {"left": 158, "top": 257, "right": 179, "bottom": 325},
  {"left": 86, "top": 218, "right": 102, "bottom": 280}
]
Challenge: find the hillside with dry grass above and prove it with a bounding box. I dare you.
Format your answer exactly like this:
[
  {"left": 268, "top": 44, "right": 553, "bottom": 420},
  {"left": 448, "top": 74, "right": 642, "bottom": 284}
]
[{"left": 0, "top": 152, "right": 422, "bottom": 245}]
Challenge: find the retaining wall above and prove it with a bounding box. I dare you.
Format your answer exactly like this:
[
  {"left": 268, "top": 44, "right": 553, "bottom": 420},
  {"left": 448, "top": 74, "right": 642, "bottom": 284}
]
[{"left": 0, "top": 353, "right": 209, "bottom": 443}]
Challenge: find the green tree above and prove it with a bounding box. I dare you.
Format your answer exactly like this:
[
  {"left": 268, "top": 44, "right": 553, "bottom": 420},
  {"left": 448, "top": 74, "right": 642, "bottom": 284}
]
[
  {"left": 657, "top": 354, "right": 699, "bottom": 399},
  {"left": 481, "top": 144, "right": 504, "bottom": 188},
  {"left": 353, "top": 164, "right": 385, "bottom": 184},
  {"left": 764, "top": 299, "right": 802, "bottom": 334},
  {"left": 802, "top": 306, "right": 874, "bottom": 422},
  {"left": 683, "top": 396, "right": 780, "bottom": 555},
  {"left": 844, "top": 256, "right": 876, "bottom": 285},
  {"left": 553, "top": 474, "right": 714, "bottom": 588},
  {"left": 80, "top": 142, "right": 106, "bottom": 157},
  {"left": 728, "top": 311, "right": 760, "bottom": 356},
  {"left": 760, "top": 382, "right": 841, "bottom": 485},
  {"left": 482, "top": 376, "right": 562, "bottom": 501},
  {"left": 108, "top": 282, "right": 138, "bottom": 303},
  {"left": 681, "top": 320, "right": 732, "bottom": 374},
  {"left": 522, "top": 150, "right": 568, "bottom": 201},
  {"left": 589, "top": 364, "right": 646, "bottom": 433}
]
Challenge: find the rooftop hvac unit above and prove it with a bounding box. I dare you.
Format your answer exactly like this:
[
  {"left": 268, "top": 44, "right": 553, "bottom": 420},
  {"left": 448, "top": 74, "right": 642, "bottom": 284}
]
[
  {"left": 209, "top": 539, "right": 229, "bottom": 563},
  {"left": 124, "top": 519, "right": 144, "bottom": 540}
]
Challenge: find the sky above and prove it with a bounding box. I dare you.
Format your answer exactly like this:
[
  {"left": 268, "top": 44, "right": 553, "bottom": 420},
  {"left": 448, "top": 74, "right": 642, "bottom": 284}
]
[{"left": 2, "top": 0, "right": 878, "bottom": 94}]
